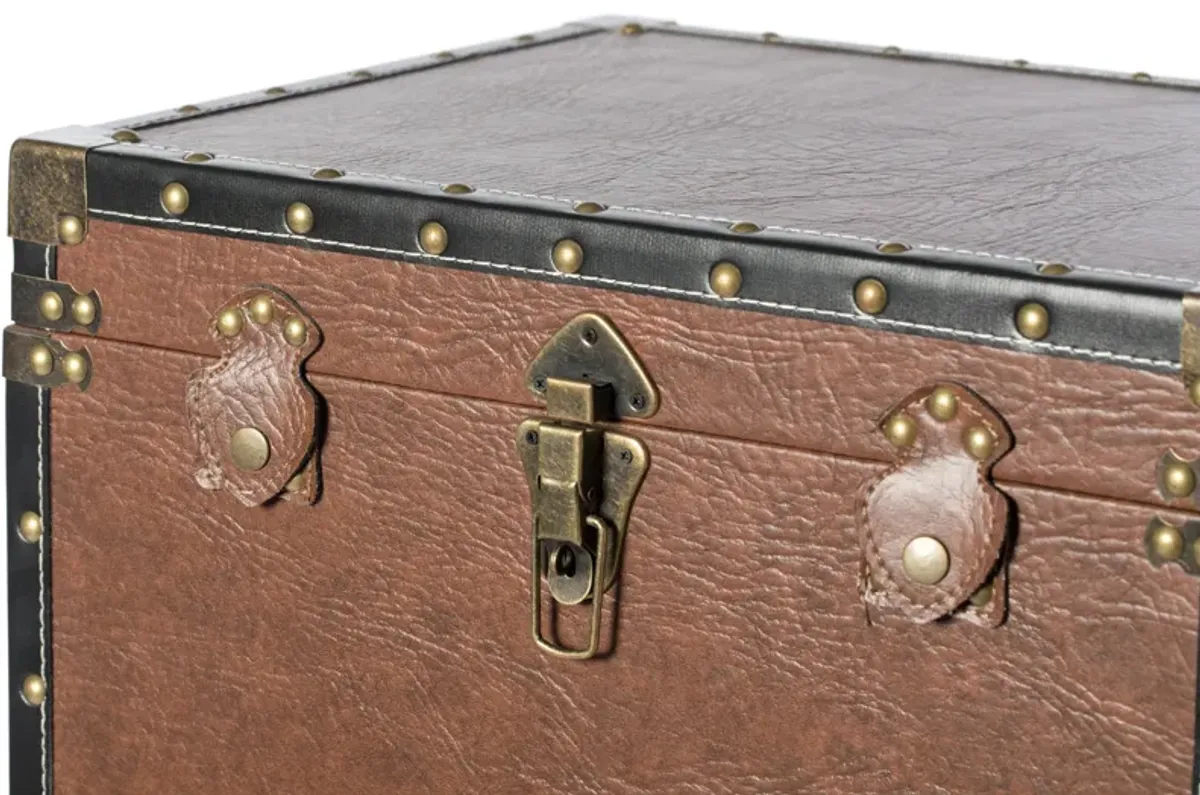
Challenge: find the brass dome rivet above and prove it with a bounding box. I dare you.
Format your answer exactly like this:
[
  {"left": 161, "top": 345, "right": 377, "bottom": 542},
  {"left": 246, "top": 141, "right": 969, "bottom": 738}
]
[
  {"left": 1012, "top": 58, "right": 1030, "bottom": 68},
  {"left": 28, "top": 344, "right": 54, "bottom": 377},
  {"left": 285, "top": 202, "right": 314, "bottom": 235},
  {"left": 854, "top": 278, "right": 888, "bottom": 314},
  {"left": 901, "top": 536, "right": 950, "bottom": 585},
  {"left": 1150, "top": 523, "right": 1186, "bottom": 561},
  {"left": 230, "top": 427, "right": 270, "bottom": 471},
  {"left": 249, "top": 295, "right": 274, "bottom": 325},
  {"left": 763, "top": 32, "right": 781, "bottom": 42},
  {"left": 573, "top": 201, "right": 607, "bottom": 214},
  {"left": 178, "top": 104, "right": 200, "bottom": 114},
  {"left": 515, "top": 34, "right": 536, "bottom": 43},
  {"left": 883, "top": 413, "right": 917, "bottom": 448},
  {"left": 160, "top": 182, "right": 190, "bottom": 216},
  {"left": 17, "top": 511, "right": 42, "bottom": 544},
  {"left": 22, "top": 674, "right": 46, "bottom": 707},
  {"left": 963, "top": 425, "right": 996, "bottom": 460},
  {"left": 441, "top": 183, "right": 474, "bottom": 195},
  {"left": 351, "top": 69, "right": 373, "bottom": 79},
  {"left": 419, "top": 221, "right": 449, "bottom": 255},
  {"left": 216, "top": 308, "right": 243, "bottom": 338},
  {"left": 61, "top": 352, "right": 88, "bottom": 385},
  {"left": 71, "top": 295, "right": 97, "bottom": 327},
  {"left": 1038, "top": 262, "right": 1072, "bottom": 276},
  {"left": 926, "top": 387, "right": 958, "bottom": 422},
  {"left": 709, "top": 262, "right": 743, "bottom": 298},
  {"left": 969, "top": 582, "right": 995, "bottom": 607},
  {"left": 876, "top": 241, "right": 910, "bottom": 254},
  {"left": 730, "top": 221, "right": 761, "bottom": 234},
  {"left": 111, "top": 129, "right": 140, "bottom": 143},
  {"left": 282, "top": 316, "right": 308, "bottom": 347},
  {"left": 265, "top": 86, "right": 288, "bottom": 96},
  {"left": 552, "top": 239, "right": 584, "bottom": 274},
  {"left": 882, "top": 45, "right": 902, "bottom": 56},
  {"left": 183, "top": 151, "right": 213, "bottom": 163},
  {"left": 1133, "top": 71, "right": 1152, "bottom": 82},
  {"left": 620, "top": 22, "right": 645, "bottom": 35},
  {"left": 435, "top": 51, "right": 455, "bottom": 60},
  {"left": 1015, "top": 302, "right": 1050, "bottom": 340},
  {"left": 311, "top": 167, "right": 344, "bottom": 180},
  {"left": 56, "top": 215, "right": 84, "bottom": 246},
  {"left": 1188, "top": 380, "right": 1200, "bottom": 408},
  {"left": 1163, "top": 461, "right": 1197, "bottom": 498},
  {"left": 38, "top": 292, "right": 64, "bottom": 322}
]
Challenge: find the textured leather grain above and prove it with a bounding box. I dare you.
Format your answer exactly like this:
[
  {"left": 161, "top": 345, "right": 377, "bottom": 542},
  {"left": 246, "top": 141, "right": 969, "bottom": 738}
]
[
  {"left": 58, "top": 222, "right": 1200, "bottom": 510},
  {"left": 115, "top": 29, "right": 1200, "bottom": 283},
  {"left": 51, "top": 337, "right": 1200, "bottom": 794},
  {"left": 859, "top": 383, "right": 1012, "bottom": 627},
  {"left": 186, "top": 287, "right": 323, "bottom": 506}
]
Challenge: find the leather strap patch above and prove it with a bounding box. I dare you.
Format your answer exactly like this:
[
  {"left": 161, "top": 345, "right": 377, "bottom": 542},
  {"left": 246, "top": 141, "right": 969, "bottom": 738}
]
[
  {"left": 858, "top": 383, "right": 1013, "bottom": 627},
  {"left": 186, "top": 287, "right": 323, "bottom": 507}
]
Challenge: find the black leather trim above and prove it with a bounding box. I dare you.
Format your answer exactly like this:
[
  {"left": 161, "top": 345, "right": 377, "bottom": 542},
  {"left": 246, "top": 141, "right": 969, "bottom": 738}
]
[
  {"left": 88, "top": 145, "right": 1183, "bottom": 374},
  {"left": 8, "top": 242, "right": 53, "bottom": 795}
]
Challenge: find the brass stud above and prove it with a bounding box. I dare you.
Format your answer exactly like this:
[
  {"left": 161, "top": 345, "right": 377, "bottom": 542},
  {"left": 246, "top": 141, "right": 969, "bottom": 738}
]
[
  {"left": 854, "top": 278, "right": 888, "bottom": 315},
  {"left": 71, "top": 295, "right": 96, "bottom": 327},
  {"left": 1132, "top": 71, "right": 1152, "bottom": 82},
  {"left": 926, "top": 386, "right": 958, "bottom": 421},
  {"left": 1163, "top": 460, "right": 1197, "bottom": 499},
  {"left": 969, "top": 582, "right": 995, "bottom": 607},
  {"left": 311, "top": 167, "right": 344, "bottom": 180},
  {"left": 265, "top": 86, "right": 287, "bottom": 96},
  {"left": 883, "top": 413, "right": 917, "bottom": 448},
  {"left": 1150, "top": 523, "right": 1186, "bottom": 561},
  {"left": 709, "top": 262, "right": 743, "bottom": 298},
  {"left": 249, "top": 295, "right": 274, "bottom": 325},
  {"left": 216, "top": 308, "right": 243, "bottom": 338},
  {"left": 21, "top": 674, "right": 46, "bottom": 707},
  {"left": 17, "top": 512, "right": 42, "bottom": 544},
  {"left": 573, "top": 201, "right": 607, "bottom": 214},
  {"left": 178, "top": 104, "right": 201, "bottom": 114},
  {"left": 901, "top": 536, "right": 950, "bottom": 585},
  {"left": 1038, "top": 262, "right": 1073, "bottom": 276},
  {"left": 876, "top": 241, "right": 911, "bottom": 254},
  {"left": 441, "top": 183, "right": 474, "bottom": 195},
  {"left": 1012, "top": 58, "right": 1030, "bottom": 68},
  {"left": 1015, "top": 302, "right": 1050, "bottom": 340},
  {"left": 61, "top": 352, "right": 88, "bottom": 385},
  {"left": 882, "top": 45, "right": 902, "bottom": 56},
  {"left": 285, "top": 202, "right": 314, "bottom": 235},
  {"left": 160, "top": 182, "right": 190, "bottom": 216},
  {"left": 515, "top": 34, "right": 536, "bottom": 43},
  {"left": 56, "top": 215, "right": 84, "bottom": 246},
  {"left": 418, "top": 221, "right": 449, "bottom": 255},
  {"left": 963, "top": 425, "right": 996, "bottom": 460},
  {"left": 620, "top": 22, "right": 645, "bottom": 36},
  {"left": 230, "top": 427, "right": 271, "bottom": 471},
  {"left": 183, "top": 152, "right": 213, "bottom": 163},
  {"left": 351, "top": 69, "right": 373, "bottom": 79},
  {"left": 435, "top": 51, "right": 455, "bottom": 60},
  {"left": 282, "top": 316, "right": 308, "bottom": 347},
  {"left": 763, "top": 32, "right": 781, "bottom": 42},
  {"left": 111, "top": 129, "right": 140, "bottom": 143},
  {"left": 28, "top": 344, "right": 53, "bottom": 377},
  {"left": 1189, "top": 380, "right": 1200, "bottom": 408},
  {"left": 38, "top": 292, "right": 64, "bottom": 322},
  {"left": 551, "top": 239, "right": 584, "bottom": 274},
  {"left": 730, "top": 221, "right": 761, "bottom": 234}
]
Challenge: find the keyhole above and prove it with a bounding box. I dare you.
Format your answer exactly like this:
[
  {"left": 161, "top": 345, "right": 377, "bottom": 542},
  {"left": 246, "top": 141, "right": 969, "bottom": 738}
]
[{"left": 554, "top": 545, "right": 577, "bottom": 578}]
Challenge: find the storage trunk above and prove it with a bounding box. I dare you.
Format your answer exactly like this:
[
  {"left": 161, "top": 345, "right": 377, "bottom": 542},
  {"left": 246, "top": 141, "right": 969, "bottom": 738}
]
[{"left": 7, "top": 17, "right": 1200, "bottom": 795}]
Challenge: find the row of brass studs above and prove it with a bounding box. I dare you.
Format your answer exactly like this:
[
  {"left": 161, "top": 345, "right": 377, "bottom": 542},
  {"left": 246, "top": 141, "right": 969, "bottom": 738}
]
[
  {"left": 27, "top": 342, "right": 88, "bottom": 385},
  {"left": 38, "top": 291, "right": 96, "bottom": 327},
  {"left": 217, "top": 295, "right": 308, "bottom": 348},
  {"left": 15, "top": 512, "right": 45, "bottom": 708},
  {"left": 882, "top": 387, "right": 996, "bottom": 460}
]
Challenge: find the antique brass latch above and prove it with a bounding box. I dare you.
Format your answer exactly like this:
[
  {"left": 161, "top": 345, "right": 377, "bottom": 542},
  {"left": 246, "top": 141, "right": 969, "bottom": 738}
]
[{"left": 516, "top": 313, "right": 656, "bottom": 660}]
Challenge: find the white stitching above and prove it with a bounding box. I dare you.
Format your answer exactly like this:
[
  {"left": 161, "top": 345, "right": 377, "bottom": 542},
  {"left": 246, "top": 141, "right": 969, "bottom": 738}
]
[
  {"left": 38, "top": 246, "right": 49, "bottom": 795},
  {"left": 88, "top": 208, "right": 1180, "bottom": 370},
  {"left": 113, "top": 141, "right": 1200, "bottom": 288}
]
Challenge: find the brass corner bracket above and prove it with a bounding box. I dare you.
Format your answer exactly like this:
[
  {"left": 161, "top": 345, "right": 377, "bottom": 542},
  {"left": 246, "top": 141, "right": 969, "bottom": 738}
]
[
  {"left": 517, "top": 313, "right": 656, "bottom": 660},
  {"left": 3, "top": 327, "right": 92, "bottom": 390},
  {"left": 8, "top": 126, "right": 112, "bottom": 246}
]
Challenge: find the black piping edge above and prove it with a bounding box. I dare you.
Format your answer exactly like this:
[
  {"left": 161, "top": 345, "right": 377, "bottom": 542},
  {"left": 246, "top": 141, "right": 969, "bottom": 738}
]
[
  {"left": 88, "top": 145, "right": 1183, "bottom": 375},
  {"left": 8, "top": 241, "right": 54, "bottom": 795},
  {"left": 1194, "top": 610, "right": 1200, "bottom": 795},
  {"left": 103, "top": 21, "right": 608, "bottom": 133},
  {"left": 100, "top": 15, "right": 1199, "bottom": 137}
]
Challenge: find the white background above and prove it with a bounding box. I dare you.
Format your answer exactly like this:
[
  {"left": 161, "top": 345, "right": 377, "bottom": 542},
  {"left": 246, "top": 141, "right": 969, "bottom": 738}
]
[{"left": 1, "top": 0, "right": 1199, "bottom": 788}]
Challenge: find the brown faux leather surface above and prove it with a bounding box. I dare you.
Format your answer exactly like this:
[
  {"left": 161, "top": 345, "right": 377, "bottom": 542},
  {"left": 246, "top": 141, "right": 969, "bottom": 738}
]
[
  {"left": 859, "top": 383, "right": 1013, "bottom": 627},
  {"left": 52, "top": 337, "right": 1200, "bottom": 795},
  {"left": 59, "top": 221, "right": 1200, "bottom": 510},
  {"left": 115, "top": 28, "right": 1200, "bottom": 281},
  {"left": 186, "top": 287, "right": 323, "bottom": 506}
]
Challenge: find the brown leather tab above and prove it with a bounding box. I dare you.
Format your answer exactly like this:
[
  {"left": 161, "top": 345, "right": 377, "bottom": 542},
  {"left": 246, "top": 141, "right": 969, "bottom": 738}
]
[
  {"left": 858, "top": 383, "right": 1013, "bottom": 627},
  {"left": 185, "top": 287, "right": 323, "bottom": 506}
]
